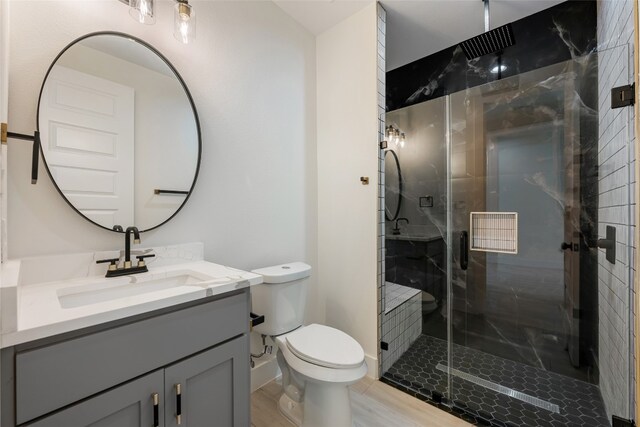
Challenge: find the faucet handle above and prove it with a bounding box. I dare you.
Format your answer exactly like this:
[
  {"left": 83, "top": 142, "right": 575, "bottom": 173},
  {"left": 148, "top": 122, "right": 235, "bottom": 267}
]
[
  {"left": 96, "top": 257, "right": 120, "bottom": 271},
  {"left": 136, "top": 254, "right": 155, "bottom": 267}
]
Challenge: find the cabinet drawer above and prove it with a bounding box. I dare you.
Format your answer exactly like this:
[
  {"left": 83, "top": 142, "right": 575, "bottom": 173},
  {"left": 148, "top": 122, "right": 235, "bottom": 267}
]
[{"left": 16, "top": 292, "right": 248, "bottom": 424}]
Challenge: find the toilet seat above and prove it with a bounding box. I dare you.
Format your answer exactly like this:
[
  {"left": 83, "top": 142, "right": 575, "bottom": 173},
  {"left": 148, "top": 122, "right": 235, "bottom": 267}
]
[{"left": 285, "top": 324, "right": 365, "bottom": 369}]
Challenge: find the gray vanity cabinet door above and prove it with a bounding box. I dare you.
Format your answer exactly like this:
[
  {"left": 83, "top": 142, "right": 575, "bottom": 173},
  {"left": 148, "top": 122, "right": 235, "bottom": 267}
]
[
  {"left": 26, "top": 370, "right": 164, "bottom": 427},
  {"left": 164, "top": 336, "right": 249, "bottom": 427}
]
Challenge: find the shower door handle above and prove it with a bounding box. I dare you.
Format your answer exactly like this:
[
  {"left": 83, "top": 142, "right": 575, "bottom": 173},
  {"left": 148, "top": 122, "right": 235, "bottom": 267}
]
[{"left": 460, "top": 231, "right": 469, "bottom": 271}]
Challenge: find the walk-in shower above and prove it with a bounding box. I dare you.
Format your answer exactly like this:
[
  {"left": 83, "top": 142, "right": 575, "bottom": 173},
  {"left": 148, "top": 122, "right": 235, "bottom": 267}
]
[{"left": 379, "top": 2, "right": 636, "bottom": 426}]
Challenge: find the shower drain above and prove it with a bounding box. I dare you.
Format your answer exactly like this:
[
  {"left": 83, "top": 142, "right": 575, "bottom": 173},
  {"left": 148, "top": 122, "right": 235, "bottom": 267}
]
[{"left": 435, "top": 363, "right": 561, "bottom": 414}]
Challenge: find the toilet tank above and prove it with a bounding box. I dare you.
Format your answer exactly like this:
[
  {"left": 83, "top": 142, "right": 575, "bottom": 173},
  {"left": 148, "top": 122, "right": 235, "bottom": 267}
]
[{"left": 250, "top": 262, "right": 311, "bottom": 336}]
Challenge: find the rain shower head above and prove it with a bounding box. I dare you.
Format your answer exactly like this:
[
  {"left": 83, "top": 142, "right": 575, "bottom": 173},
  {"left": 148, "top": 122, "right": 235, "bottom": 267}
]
[
  {"left": 459, "top": 23, "right": 515, "bottom": 60},
  {"left": 459, "top": 0, "right": 516, "bottom": 60}
]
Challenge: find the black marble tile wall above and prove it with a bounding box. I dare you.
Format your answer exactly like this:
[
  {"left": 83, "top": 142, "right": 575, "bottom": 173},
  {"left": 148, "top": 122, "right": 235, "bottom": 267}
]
[
  {"left": 385, "top": 238, "right": 445, "bottom": 300},
  {"left": 386, "top": 0, "right": 597, "bottom": 112}
]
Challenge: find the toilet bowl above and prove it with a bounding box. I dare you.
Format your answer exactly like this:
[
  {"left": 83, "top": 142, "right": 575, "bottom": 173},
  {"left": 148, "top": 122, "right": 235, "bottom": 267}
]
[
  {"left": 422, "top": 291, "right": 438, "bottom": 314},
  {"left": 274, "top": 324, "right": 367, "bottom": 426},
  {"left": 250, "top": 262, "right": 367, "bottom": 427}
]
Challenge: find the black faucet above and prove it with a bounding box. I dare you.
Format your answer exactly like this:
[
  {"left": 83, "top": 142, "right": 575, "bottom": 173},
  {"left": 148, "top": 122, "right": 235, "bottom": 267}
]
[
  {"left": 392, "top": 218, "right": 409, "bottom": 235},
  {"left": 124, "top": 226, "right": 141, "bottom": 269},
  {"left": 96, "top": 226, "right": 155, "bottom": 278}
]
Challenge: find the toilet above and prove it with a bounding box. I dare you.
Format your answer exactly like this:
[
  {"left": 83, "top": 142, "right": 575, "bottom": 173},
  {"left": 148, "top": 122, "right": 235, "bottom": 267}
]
[
  {"left": 422, "top": 291, "right": 438, "bottom": 314},
  {"left": 251, "top": 262, "right": 367, "bottom": 427}
]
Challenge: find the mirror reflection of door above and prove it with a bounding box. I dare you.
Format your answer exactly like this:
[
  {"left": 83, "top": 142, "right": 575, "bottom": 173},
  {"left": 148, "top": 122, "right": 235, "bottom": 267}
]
[
  {"left": 39, "top": 65, "right": 134, "bottom": 228},
  {"left": 37, "top": 33, "right": 200, "bottom": 232}
]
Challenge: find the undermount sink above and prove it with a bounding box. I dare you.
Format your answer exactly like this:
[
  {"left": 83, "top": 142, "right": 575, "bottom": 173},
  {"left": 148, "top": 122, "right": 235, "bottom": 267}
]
[{"left": 57, "top": 270, "right": 215, "bottom": 309}]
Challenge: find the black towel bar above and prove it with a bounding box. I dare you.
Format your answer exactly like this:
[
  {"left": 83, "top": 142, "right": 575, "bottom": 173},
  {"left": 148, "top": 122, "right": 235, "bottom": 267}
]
[{"left": 154, "top": 189, "right": 189, "bottom": 195}]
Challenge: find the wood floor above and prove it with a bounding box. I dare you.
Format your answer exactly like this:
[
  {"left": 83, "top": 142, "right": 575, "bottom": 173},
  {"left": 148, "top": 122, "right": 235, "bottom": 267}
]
[{"left": 251, "top": 377, "right": 471, "bottom": 427}]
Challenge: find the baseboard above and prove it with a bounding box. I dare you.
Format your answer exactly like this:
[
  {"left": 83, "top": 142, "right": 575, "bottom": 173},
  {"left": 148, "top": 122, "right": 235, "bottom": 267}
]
[
  {"left": 251, "top": 354, "right": 281, "bottom": 392},
  {"left": 365, "top": 353, "right": 379, "bottom": 379}
]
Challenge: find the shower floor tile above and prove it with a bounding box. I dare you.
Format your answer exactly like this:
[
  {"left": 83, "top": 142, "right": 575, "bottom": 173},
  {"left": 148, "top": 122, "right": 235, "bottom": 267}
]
[{"left": 382, "top": 335, "right": 609, "bottom": 427}]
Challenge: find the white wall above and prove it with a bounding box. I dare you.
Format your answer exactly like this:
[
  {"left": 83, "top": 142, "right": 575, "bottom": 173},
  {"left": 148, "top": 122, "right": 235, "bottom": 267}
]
[
  {"left": 6, "top": 0, "right": 317, "bottom": 292},
  {"left": 317, "top": 2, "right": 379, "bottom": 378}
]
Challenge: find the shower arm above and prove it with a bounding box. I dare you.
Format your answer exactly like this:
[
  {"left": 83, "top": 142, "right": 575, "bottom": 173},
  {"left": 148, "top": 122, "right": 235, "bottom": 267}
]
[{"left": 484, "top": 0, "right": 490, "bottom": 32}]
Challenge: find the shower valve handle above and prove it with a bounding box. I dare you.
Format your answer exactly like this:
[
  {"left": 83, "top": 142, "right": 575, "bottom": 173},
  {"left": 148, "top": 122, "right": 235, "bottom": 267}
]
[{"left": 460, "top": 231, "right": 469, "bottom": 271}]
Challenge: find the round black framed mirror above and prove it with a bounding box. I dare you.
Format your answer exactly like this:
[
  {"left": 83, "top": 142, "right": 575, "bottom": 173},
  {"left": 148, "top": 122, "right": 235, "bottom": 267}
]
[
  {"left": 37, "top": 32, "right": 201, "bottom": 233},
  {"left": 384, "top": 149, "right": 402, "bottom": 221}
]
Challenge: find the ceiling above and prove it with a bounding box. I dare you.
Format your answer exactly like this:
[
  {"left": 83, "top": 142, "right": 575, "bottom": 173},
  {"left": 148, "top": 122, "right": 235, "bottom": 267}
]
[
  {"left": 272, "top": 0, "right": 566, "bottom": 71},
  {"left": 273, "top": 1, "right": 372, "bottom": 36}
]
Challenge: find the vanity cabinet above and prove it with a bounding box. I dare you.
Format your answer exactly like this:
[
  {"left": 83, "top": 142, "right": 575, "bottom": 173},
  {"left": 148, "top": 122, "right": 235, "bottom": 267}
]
[
  {"left": 26, "top": 337, "right": 248, "bottom": 427},
  {"left": 164, "top": 337, "right": 247, "bottom": 427},
  {"left": 2, "top": 290, "right": 251, "bottom": 427}
]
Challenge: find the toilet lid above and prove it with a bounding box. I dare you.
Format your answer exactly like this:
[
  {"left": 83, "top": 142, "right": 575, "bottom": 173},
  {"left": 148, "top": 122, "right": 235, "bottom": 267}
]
[
  {"left": 285, "top": 324, "right": 365, "bottom": 369},
  {"left": 422, "top": 292, "right": 435, "bottom": 303}
]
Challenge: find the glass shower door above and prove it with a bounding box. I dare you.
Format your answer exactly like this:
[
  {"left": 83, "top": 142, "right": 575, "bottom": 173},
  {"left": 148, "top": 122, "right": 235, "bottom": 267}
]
[{"left": 446, "top": 49, "right": 630, "bottom": 426}]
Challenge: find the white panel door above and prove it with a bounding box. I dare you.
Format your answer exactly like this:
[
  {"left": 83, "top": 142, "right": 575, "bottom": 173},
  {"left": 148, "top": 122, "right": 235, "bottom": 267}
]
[{"left": 40, "top": 66, "right": 134, "bottom": 228}]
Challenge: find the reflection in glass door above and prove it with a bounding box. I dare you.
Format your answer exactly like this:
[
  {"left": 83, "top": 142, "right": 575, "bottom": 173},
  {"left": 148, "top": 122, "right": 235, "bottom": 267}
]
[
  {"left": 381, "top": 45, "right": 634, "bottom": 427},
  {"left": 447, "top": 50, "right": 626, "bottom": 426}
]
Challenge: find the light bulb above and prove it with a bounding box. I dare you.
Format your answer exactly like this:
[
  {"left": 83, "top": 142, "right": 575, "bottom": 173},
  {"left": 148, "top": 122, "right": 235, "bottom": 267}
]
[
  {"left": 129, "top": 0, "right": 155, "bottom": 25},
  {"left": 490, "top": 65, "right": 507, "bottom": 74},
  {"left": 174, "top": 1, "right": 196, "bottom": 44},
  {"left": 400, "top": 133, "right": 406, "bottom": 148}
]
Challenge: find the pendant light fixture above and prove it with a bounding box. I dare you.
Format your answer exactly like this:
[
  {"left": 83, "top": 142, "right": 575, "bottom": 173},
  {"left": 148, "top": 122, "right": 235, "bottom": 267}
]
[
  {"left": 174, "top": 0, "right": 196, "bottom": 44},
  {"left": 385, "top": 125, "right": 407, "bottom": 148},
  {"left": 129, "top": 0, "right": 155, "bottom": 25},
  {"left": 121, "top": 0, "right": 196, "bottom": 44}
]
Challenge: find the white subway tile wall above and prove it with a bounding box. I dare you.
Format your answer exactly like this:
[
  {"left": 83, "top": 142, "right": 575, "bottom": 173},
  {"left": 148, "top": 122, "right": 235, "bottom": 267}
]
[
  {"left": 385, "top": 281, "right": 421, "bottom": 314},
  {"left": 377, "top": 2, "right": 386, "bottom": 375},
  {"left": 596, "top": 0, "right": 636, "bottom": 420},
  {"left": 381, "top": 288, "right": 422, "bottom": 374}
]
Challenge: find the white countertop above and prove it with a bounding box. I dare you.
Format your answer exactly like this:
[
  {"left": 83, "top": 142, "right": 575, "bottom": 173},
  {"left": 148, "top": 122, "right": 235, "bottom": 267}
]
[
  {"left": 0, "top": 243, "right": 263, "bottom": 348},
  {"left": 385, "top": 234, "right": 444, "bottom": 242},
  {"left": 384, "top": 224, "right": 444, "bottom": 243}
]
